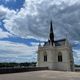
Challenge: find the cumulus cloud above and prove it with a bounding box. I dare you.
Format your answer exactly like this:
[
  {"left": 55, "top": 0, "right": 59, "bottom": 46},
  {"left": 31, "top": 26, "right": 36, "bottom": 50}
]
[
  {"left": 0, "top": 28, "right": 12, "bottom": 38},
  {"left": 73, "top": 49, "right": 80, "bottom": 64},
  {"left": 0, "top": 5, "right": 16, "bottom": 19},
  {"left": 2, "top": 0, "right": 80, "bottom": 41},
  {"left": 0, "top": 41, "right": 37, "bottom": 62},
  {"left": 0, "top": 5, "right": 16, "bottom": 38},
  {"left": 0, "top": 0, "right": 80, "bottom": 63}
]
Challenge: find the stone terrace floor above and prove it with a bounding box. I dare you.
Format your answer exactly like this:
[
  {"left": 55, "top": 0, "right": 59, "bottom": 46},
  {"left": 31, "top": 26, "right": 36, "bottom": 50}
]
[{"left": 0, "top": 70, "right": 80, "bottom": 80}]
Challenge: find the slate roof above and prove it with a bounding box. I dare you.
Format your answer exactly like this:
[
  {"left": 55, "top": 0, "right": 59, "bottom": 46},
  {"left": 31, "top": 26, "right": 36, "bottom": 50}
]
[{"left": 44, "top": 38, "right": 66, "bottom": 46}]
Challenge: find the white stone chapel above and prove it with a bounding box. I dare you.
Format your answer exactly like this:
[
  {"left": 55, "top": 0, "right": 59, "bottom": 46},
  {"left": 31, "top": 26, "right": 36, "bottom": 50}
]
[{"left": 37, "top": 21, "right": 74, "bottom": 71}]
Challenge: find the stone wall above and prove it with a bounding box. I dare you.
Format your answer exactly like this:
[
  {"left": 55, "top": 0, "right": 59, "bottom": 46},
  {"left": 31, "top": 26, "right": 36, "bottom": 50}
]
[{"left": 0, "top": 67, "right": 49, "bottom": 74}]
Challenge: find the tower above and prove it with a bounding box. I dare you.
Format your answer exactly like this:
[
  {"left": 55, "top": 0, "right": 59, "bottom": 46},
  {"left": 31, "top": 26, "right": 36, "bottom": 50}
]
[{"left": 37, "top": 21, "right": 74, "bottom": 71}]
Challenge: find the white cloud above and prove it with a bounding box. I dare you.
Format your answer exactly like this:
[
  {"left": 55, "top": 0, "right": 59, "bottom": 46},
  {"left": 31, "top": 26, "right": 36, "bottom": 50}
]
[
  {"left": 0, "top": 41, "right": 38, "bottom": 62},
  {"left": 0, "top": 41, "right": 37, "bottom": 55},
  {"left": 0, "top": 5, "right": 16, "bottom": 38},
  {"left": 0, "top": 0, "right": 80, "bottom": 63},
  {"left": 73, "top": 49, "right": 80, "bottom": 64},
  {"left": 0, "top": 5, "right": 16, "bottom": 19},
  {"left": 1, "top": 0, "right": 80, "bottom": 41},
  {"left": 0, "top": 28, "right": 12, "bottom": 38}
]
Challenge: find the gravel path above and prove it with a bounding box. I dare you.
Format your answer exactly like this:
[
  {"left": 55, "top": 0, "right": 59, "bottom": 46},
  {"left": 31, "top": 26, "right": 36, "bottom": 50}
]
[{"left": 0, "top": 70, "right": 80, "bottom": 80}]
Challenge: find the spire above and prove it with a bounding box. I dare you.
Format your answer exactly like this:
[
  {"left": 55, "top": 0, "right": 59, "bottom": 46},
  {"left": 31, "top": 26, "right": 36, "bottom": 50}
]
[
  {"left": 50, "top": 21, "right": 53, "bottom": 34},
  {"left": 49, "top": 21, "right": 54, "bottom": 45}
]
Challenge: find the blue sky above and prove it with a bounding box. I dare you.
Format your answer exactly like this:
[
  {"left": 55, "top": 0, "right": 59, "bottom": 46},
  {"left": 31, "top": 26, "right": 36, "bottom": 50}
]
[
  {"left": 0, "top": 0, "right": 39, "bottom": 62},
  {"left": 0, "top": 0, "right": 24, "bottom": 10},
  {"left": 0, "top": 0, "right": 80, "bottom": 64}
]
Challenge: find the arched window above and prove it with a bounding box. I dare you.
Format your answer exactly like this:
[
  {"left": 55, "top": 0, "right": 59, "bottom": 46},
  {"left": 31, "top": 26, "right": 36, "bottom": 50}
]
[
  {"left": 44, "top": 54, "right": 47, "bottom": 62},
  {"left": 43, "top": 51, "right": 47, "bottom": 62},
  {"left": 58, "top": 52, "right": 62, "bottom": 62}
]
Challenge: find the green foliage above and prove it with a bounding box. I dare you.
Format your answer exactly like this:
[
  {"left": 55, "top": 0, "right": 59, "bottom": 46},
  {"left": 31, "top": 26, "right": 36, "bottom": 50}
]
[
  {"left": 0, "top": 62, "right": 37, "bottom": 68},
  {"left": 75, "top": 64, "right": 80, "bottom": 67}
]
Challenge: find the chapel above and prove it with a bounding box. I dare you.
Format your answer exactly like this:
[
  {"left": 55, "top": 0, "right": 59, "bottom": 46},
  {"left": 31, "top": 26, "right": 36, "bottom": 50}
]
[{"left": 37, "top": 21, "right": 74, "bottom": 71}]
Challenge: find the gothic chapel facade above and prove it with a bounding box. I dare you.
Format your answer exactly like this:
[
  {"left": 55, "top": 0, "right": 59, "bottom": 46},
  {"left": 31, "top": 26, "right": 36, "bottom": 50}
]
[{"left": 37, "top": 21, "right": 74, "bottom": 71}]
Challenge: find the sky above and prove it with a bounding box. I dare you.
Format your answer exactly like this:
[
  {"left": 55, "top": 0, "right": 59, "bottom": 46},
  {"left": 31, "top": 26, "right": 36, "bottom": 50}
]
[{"left": 0, "top": 0, "right": 80, "bottom": 64}]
